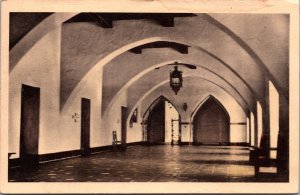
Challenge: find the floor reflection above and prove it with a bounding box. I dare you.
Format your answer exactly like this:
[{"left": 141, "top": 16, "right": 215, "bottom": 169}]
[{"left": 9, "top": 145, "right": 287, "bottom": 182}]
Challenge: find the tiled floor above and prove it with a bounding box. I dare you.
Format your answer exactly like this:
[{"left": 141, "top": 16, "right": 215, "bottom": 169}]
[{"left": 9, "top": 145, "right": 287, "bottom": 182}]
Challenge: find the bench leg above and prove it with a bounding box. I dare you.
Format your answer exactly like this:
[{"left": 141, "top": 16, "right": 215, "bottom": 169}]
[{"left": 255, "top": 165, "right": 259, "bottom": 176}]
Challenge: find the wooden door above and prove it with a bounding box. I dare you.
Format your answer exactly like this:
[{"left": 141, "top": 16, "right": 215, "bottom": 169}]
[
  {"left": 193, "top": 97, "right": 230, "bottom": 144},
  {"left": 81, "top": 98, "right": 91, "bottom": 155},
  {"left": 20, "top": 84, "right": 40, "bottom": 166},
  {"left": 147, "top": 100, "right": 165, "bottom": 144},
  {"left": 121, "top": 106, "right": 127, "bottom": 149}
]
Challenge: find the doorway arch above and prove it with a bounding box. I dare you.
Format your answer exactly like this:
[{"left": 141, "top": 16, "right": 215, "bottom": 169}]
[
  {"left": 192, "top": 96, "right": 230, "bottom": 145},
  {"left": 142, "top": 96, "right": 181, "bottom": 144}
]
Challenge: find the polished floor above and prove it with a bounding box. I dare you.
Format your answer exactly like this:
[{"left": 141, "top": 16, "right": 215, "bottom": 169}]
[{"left": 9, "top": 145, "right": 287, "bottom": 182}]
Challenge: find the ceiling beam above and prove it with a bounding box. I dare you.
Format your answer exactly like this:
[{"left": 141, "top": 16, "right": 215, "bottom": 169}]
[
  {"left": 88, "top": 13, "right": 112, "bottom": 28},
  {"left": 64, "top": 13, "right": 197, "bottom": 29},
  {"left": 158, "top": 16, "right": 174, "bottom": 27},
  {"left": 129, "top": 41, "right": 189, "bottom": 54}
]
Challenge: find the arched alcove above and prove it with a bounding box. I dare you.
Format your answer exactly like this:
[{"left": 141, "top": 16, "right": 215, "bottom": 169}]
[{"left": 192, "top": 96, "right": 230, "bottom": 145}]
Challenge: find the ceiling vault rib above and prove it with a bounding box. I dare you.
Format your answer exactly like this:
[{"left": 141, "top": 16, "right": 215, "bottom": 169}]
[
  {"left": 10, "top": 13, "right": 283, "bottom": 113},
  {"left": 142, "top": 95, "right": 180, "bottom": 120},
  {"left": 88, "top": 13, "right": 113, "bottom": 28},
  {"left": 194, "top": 64, "right": 254, "bottom": 111},
  {"left": 196, "top": 46, "right": 259, "bottom": 102},
  {"left": 103, "top": 63, "right": 254, "bottom": 117},
  {"left": 203, "top": 13, "right": 288, "bottom": 101},
  {"left": 126, "top": 77, "right": 249, "bottom": 122},
  {"left": 182, "top": 76, "right": 250, "bottom": 114}
]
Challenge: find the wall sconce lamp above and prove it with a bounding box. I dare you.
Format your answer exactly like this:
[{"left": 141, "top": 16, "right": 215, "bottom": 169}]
[
  {"left": 167, "top": 101, "right": 172, "bottom": 109},
  {"left": 72, "top": 113, "right": 80, "bottom": 122},
  {"left": 183, "top": 102, "right": 188, "bottom": 112}
]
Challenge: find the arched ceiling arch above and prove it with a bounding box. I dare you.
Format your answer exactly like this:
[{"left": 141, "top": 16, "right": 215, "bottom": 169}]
[
  {"left": 131, "top": 77, "right": 247, "bottom": 123},
  {"left": 141, "top": 95, "right": 181, "bottom": 121},
  {"left": 206, "top": 14, "right": 289, "bottom": 98},
  {"left": 190, "top": 95, "right": 230, "bottom": 123},
  {"left": 103, "top": 59, "right": 255, "bottom": 117},
  {"left": 126, "top": 66, "right": 251, "bottom": 113},
  {"left": 125, "top": 76, "right": 249, "bottom": 122},
  {"left": 9, "top": 13, "right": 78, "bottom": 71},
  {"left": 10, "top": 13, "right": 289, "bottom": 112},
  {"left": 60, "top": 18, "right": 265, "bottom": 108}
]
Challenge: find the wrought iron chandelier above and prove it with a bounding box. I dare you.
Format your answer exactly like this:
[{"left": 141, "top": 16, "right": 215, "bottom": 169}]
[{"left": 170, "top": 65, "right": 183, "bottom": 95}]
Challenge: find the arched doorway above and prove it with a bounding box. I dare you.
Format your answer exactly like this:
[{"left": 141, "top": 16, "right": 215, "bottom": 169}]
[
  {"left": 143, "top": 96, "right": 181, "bottom": 145},
  {"left": 192, "top": 96, "right": 230, "bottom": 145}
]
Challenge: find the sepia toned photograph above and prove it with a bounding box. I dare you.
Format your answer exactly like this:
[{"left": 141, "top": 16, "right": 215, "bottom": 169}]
[{"left": 0, "top": 0, "right": 299, "bottom": 194}]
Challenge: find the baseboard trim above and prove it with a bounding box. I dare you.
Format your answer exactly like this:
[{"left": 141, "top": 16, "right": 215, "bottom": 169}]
[
  {"left": 126, "top": 141, "right": 145, "bottom": 146},
  {"left": 9, "top": 141, "right": 249, "bottom": 167},
  {"left": 228, "top": 142, "right": 249, "bottom": 146},
  {"left": 39, "top": 149, "right": 82, "bottom": 162},
  {"left": 180, "top": 142, "right": 192, "bottom": 145},
  {"left": 144, "top": 142, "right": 167, "bottom": 145},
  {"left": 9, "top": 142, "right": 145, "bottom": 168},
  {"left": 181, "top": 142, "right": 249, "bottom": 146}
]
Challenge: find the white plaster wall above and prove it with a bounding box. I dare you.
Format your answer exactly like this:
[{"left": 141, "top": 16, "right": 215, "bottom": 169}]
[
  {"left": 181, "top": 124, "right": 192, "bottom": 142},
  {"left": 165, "top": 102, "right": 180, "bottom": 143},
  {"left": 101, "top": 89, "right": 143, "bottom": 145},
  {"left": 127, "top": 104, "right": 143, "bottom": 143},
  {"left": 100, "top": 88, "right": 127, "bottom": 146},
  {"left": 230, "top": 125, "right": 247, "bottom": 143},
  {"left": 251, "top": 112, "right": 255, "bottom": 146},
  {"left": 59, "top": 66, "right": 103, "bottom": 150},
  {"left": 10, "top": 27, "right": 105, "bottom": 157},
  {"left": 8, "top": 13, "right": 289, "bottom": 159},
  {"left": 247, "top": 117, "right": 250, "bottom": 143},
  {"left": 9, "top": 28, "right": 61, "bottom": 158},
  {"left": 257, "top": 101, "right": 263, "bottom": 146},
  {"left": 139, "top": 80, "right": 247, "bottom": 143},
  {"left": 139, "top": 79, "right": 246, "bottom": 123}
]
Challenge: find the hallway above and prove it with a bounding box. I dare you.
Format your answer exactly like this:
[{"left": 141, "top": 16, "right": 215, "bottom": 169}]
[
  {"left": 9, "top": 145, "right": 285, "bottom": 182},
  {"left": 4, "top": 9, "right": 296, "bottom": 194}
]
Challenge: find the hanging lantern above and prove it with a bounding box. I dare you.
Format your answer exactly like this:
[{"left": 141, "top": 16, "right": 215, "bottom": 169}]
[{"left": 170, "top": 66, "right": 183, "bottom": 95}]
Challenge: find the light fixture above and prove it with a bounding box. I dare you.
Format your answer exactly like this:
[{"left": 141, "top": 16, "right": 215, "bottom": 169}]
[
  {"left": 183, "top": 102, "right": 188, "bottom": 112},
  {"left": 72, "top": 113, "right": 80, "bottom": 123},
  {"left": 170, "top": 65, "right": 183, "bottom": 95}
]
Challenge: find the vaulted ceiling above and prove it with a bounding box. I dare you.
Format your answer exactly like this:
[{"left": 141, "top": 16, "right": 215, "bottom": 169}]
[{"left": 9, "top": 12, "right": 289, "bottom": 118}]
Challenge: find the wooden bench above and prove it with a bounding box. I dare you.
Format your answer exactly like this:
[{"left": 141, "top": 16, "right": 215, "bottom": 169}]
[{"left": 249, "top": 147, "right": 277, "bottom": 176}]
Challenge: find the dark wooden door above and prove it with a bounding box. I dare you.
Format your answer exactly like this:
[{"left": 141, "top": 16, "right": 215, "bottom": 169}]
[
  {"left": 81, "top": 98, "right": 90, "bottom": 155},
  {"left": 147, "top": 100, "right": 165, "bottom": 144},
  {"left": 121, "top": 106, "right": 127, "bottom": 148},
  {"left": 193, "top": 97, "right": 230, "bottom": 144},
  {"left": 20, "top": 84, "right": 40, "bottom": 166}
]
